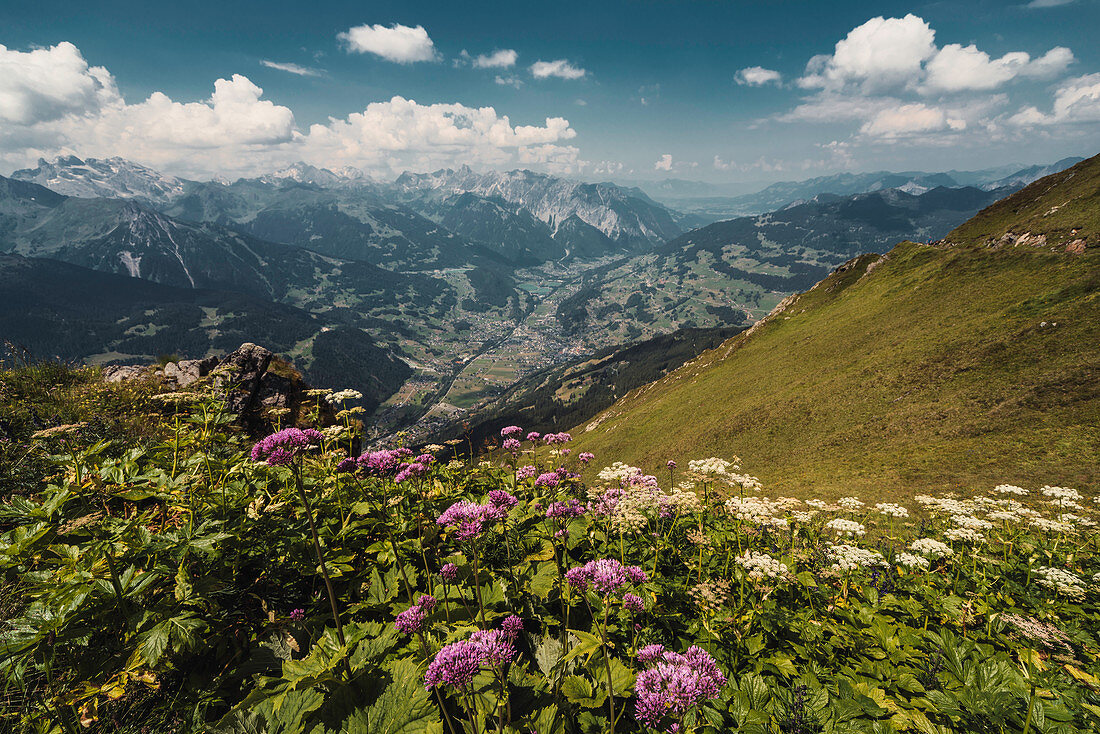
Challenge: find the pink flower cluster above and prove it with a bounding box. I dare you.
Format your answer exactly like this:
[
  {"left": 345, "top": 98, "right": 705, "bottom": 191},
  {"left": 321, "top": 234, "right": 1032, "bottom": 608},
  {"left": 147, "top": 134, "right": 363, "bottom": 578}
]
[
  {"left": 565, "top": 558, "right": 648, "bottom": 597},
  {"left": 437, "top": 491, "right": 519, "bottom": 541},
  {"left": 515, "top": 465, "right": 538, "bottom": 481},
  {"left": 251, "top": 428, "right": 324, "bottom": 466},
  {"left": 579, "top": 452, "right": 595, "bottom": 464},
  {"left": 634, "top": 645, "right": 726, "bottom": 730},
  {"left": 424, "top": 616, "right": 523, "bottom": 690},
  {"left": 500, "top": 425, "right": 523, "bottom": 437},
  {"left": 502, "top": 437, "right": 522, "bottom": 452},
  {"left": 356, "top": 447, "right": 414, "bottom": 476},
  {"left": 544, "top": 432, "right": 572, "bottom": 445},
  {"left": 546, "top": 498, "right": 585, "bottom": 519},
  {"left": 395, "top": 594, "right": 437, "bottom": 635}
]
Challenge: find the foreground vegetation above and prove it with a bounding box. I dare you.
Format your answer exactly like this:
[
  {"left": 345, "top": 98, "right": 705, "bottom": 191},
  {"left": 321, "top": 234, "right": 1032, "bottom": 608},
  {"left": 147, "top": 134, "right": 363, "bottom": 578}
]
[{"left": 2, "top": 364, "right": 1099, "bottom": 733}]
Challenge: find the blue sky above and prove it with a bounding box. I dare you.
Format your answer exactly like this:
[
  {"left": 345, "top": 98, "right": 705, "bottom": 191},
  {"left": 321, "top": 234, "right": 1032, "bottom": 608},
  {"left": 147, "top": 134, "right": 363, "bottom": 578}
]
[{"left": 1, "top": 0, "right": 1098, "bottom": 182}]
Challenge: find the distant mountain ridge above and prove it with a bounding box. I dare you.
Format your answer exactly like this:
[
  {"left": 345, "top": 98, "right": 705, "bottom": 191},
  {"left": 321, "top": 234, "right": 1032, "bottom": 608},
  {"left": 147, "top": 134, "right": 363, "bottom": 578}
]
[{"left": 637, "top": 158, "right": 1084, "bottom": 219}]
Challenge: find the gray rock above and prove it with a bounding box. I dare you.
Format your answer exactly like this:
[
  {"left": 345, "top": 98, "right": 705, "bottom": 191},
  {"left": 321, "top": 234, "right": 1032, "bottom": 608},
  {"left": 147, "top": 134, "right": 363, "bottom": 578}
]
[{"left": 102, "top": 365, "right": 150, "bottom": 383}]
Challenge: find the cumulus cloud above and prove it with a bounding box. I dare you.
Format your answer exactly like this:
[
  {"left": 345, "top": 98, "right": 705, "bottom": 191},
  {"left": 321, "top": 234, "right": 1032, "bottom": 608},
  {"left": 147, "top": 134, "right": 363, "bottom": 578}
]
[
  {"left": 798, "top": 14, "right": 936, "bottom": 92},
  {"left": 0, "top": 41, "right": 118, "bottom": 124},
  {"left": 338, "top": 23, "right": 438, "bottom": 63},
  {"left": 922, "top": 44, "right": 1072, "bottom": 92},
  {"left": 531, "top": 59, "right": 586, "bottom": 80},
  {"left": 1010, "top": 72, "right": 1100, "bottom": 125},
  {"left": 494, "top": 75, "right": 523, "bottom": 88},
  {"left": 735, "top": 66, "right": 782, "bottom": 86},
  {"left": 0, "top": 41, "right": 584, "bottom": 178},
  {"left": 473, "top": 49, "right": 518, "bottom": 69},
  {"left": 859, "top": 103, "right": 966, "bottom": 137},
  {"left": 260, "top": 60, "right": 323, "bottom": 77},
  {"left": 654, "top": 153, "right": 672, "bottom": 171}
]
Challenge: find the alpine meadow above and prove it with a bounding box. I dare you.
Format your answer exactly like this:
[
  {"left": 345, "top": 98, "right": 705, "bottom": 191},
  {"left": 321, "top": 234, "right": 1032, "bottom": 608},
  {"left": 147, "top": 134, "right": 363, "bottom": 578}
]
[{"left": 2, "top": 3, "right": 1100, "bottom": 734}]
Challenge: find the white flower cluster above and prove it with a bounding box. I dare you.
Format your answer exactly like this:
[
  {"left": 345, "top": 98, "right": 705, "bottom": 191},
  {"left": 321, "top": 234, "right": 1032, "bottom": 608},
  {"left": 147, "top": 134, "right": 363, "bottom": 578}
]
[
  {"left": 791, "top": 510, "right": 818, "bottom": 523},
  {"left": 726, "top": 472, "right": 764, "bottom": 491},
  {"left": 665, "top": 486, "right": 702, "bottom": 514},
  {"left": 724, "top": 496, "right": 790, "bottom": 528},
  {"left": 1041, "top": 485, "right": 1082, "bottom": 502},
  {"left": 951, "top": 515, "right": 993, "bottom": 531},
  {"left": 875, "top": 502, "right": 910, "bottom": 518},
  {"left": 805, "top": 499, "right": 829, "bottom": 510},
  {"left": 827, "top": 544, "right": 885, "bottom": 571},
  {"left": 944, "top": 527, "right": 984, "bottom": 543},
  {"left": 1029, "top": 517, "right": 1075, "bottom": 534},
  {"left": 688, "top": 457, "right": 737, "bottom": 476},
  {"left": 915, "top": 495, "right": 980, "bottom": 516},
  {"left": 596, "top": 462, "right": 645, "bottom": 485},
  {"left": 326, "top": 389, "right": 363, "bottom": 404},
  {"left": 1059, "top": 513, "right": 1096, "bottom": 528},
  {"left": 993, "top": 484, "right": 1028, "bottom": 495},
  {"left": 1034, "top": 566, "right": 1087, "bottom": 600},
  {"left": 897, "top": 552, "right": 930, "bottom": 570},
  {"left": 321, "top": 425, "right": 348, "bottom": 440},
  {"left": 910, "top": 538, "right": 954, "bottom": 559},
  {"left": 825, "top": 518, "right": 866, "bottom": 537},
  {"left": 838, "top": 497, "right": 864, "bottom": 510},
  {"left": 735, "top": 551, "right": 789, "bottom": 580}
]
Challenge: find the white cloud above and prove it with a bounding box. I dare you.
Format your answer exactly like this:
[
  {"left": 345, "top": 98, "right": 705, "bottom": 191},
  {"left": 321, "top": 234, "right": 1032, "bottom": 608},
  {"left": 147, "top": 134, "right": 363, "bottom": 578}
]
[
  {"left": 798, "top": 14, "right": 935, "bottom": 91},
  {"left": 1010, "top": 72, "right": 1100, "bottom": 125},
  {"left": 735, "top": 66, "right": 782, "bottom": 86},
  {"left": 0, "top": 42, "right": 118, "bottom": 124},
  {"left": 859, "top": 103, "right": 966, "bottom": 137},
  {"left": 494, "top": 75, "right": 523, "bottom": 88},
  {"left": 922, "top": 44, "right": 1072, "bottom": 93},
  {"left": 338, "top": 23, "right": 438, "bottom": 63},
  {"left": 474, "top": 49, "right": 518, "bottom": 69},
  {"left": 0, "top": 42, "right": 584, "bottom": 178},
  {"left": 531, "top": 59, "right": 586, "bottom": 80},
  {"left": 713, "top": 155, "right": 733, "bottom": 170},
  {"left": 1027, "top": 0, "right": 1075, "bottom": 7},
  {"left": 654, "top": 153, "right": 672, "bottom": 171},
  {"left": 260, "top": 60, "right": 323, "bottom": 77}
]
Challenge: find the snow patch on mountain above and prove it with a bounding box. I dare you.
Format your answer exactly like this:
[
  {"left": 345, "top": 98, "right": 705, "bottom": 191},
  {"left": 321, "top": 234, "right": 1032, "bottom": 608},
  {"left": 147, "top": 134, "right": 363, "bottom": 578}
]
[{"left": 11, "top": 156, "right": 188, "bottom": 204}]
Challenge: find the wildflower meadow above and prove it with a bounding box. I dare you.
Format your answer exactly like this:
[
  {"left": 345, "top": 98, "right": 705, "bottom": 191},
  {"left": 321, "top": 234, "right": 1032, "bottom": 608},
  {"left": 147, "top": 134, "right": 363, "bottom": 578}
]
[{"left": 2, "top": 384, "right": 1100, "bottom": 733}]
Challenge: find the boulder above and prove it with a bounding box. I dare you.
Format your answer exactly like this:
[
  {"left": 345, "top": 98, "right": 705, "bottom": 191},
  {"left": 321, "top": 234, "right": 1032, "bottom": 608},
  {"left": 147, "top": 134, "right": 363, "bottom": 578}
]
[
  {"left": 102, "top": 365, "right": 151, "bottom": 383},
  {"left": 163, "top": 355, "right": 219, "bottom": 387}
]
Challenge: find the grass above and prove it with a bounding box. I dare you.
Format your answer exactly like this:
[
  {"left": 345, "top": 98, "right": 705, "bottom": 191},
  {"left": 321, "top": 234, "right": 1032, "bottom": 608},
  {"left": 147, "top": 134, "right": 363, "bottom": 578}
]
[{"left": 572, "top": 196, "right": 1100, "bottom": 501}]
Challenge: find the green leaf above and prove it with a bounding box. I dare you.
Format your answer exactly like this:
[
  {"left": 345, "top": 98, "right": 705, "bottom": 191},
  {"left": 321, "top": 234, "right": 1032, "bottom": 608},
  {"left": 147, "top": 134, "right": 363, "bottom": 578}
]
[
  {"left": 174, "top": 564, "right": 193, "bottom": 602},
  {"left": 608, "top": 657, "right": 635, "bottom": 696},
  {"left": 139, "top": 622, "right": 170, "bottom": 666},
  {"left": 561, "top": 675, "right": 606, "bottom": 708},
  {"left": 765, "top": 654, "right": 798, "bottom": 678}
]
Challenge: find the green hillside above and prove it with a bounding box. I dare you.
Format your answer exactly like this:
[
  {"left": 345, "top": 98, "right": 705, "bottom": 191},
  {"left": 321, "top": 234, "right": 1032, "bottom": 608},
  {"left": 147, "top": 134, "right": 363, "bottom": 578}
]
[{"left": 572, "top": 155, "right": 1100, "bottom": 499}]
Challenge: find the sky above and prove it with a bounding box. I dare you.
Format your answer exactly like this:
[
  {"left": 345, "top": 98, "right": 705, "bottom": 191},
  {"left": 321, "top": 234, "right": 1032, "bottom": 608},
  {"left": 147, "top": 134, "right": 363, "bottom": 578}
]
[{"left": 1, "top": 0, "right": 1099, "bottom": 183}]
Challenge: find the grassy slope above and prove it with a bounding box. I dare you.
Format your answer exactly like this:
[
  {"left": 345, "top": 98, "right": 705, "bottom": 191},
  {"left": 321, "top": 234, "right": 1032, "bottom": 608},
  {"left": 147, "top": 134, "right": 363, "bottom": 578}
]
[{"left": 571, "top": 155, "right": 1100, "bottom": 500}]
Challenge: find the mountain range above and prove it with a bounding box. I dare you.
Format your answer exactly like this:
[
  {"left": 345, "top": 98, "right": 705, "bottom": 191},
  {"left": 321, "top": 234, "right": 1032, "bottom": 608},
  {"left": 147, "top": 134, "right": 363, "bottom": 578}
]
[{"left": 1, "top": 153, "right": 1088, "bottom": 441}]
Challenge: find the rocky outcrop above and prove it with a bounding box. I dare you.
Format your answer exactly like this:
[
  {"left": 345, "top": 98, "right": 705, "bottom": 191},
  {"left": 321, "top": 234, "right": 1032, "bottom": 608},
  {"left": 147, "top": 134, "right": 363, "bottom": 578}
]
[{"left": 101, "top": 343, "right": 314, "bottom": 435}]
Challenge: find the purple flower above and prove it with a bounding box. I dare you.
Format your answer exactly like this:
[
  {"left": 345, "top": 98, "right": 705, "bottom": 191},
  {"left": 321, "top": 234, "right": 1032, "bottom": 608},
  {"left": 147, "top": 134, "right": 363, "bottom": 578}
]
[
  {"left": 501, "top": 614, "right": 523, "bottom": 637},
  {"left": 534, "top": 472, "right": 560, "bottom": 489},
  {"left": 515, "top": 465, "right": 538, "bottom": 481},
  {"left": 357, "top": 448, "right": 411, "bottom": 476},
  {"left": 395, "top": 605, "right": 426, "bottom": 635},
  {"left": 440, "top": 563, "right": 459, "bottom": 582},
  {"left": 250, "top": 428, "right": 324, "bottom": 466},
  {"left": 579, "top": 452, "right": 595, "bottom": 464},
  {"left": 634, "top": 646, "right": 726, "bottom": 729},
  {"left": 637, "top": 644, "right": 665, "bottom": 665},
  {"left": 424, "top": 640, "right": 484, "bottom": 690},
  {"left": 394, "top": 461, "right": 428, "bottom": 484},
  {"left": 623, "top": 593, "right": 644, "bottom": 613},
  {"left": 424, "top": 628, "right": 518, "bottom": 690},
  {"left": 502, "top": 437, "right": 522, "bottom": 452},
  {"left": 438, "top": 500, "right": 488, "bottom": 542},
  {"left": 526, "top": 431, "right": 541, "bottom": 441},
  {"left": 564, "top": 559, "right": 648, "bottom": 597},
  {"left": 500, "top": 425, "right": 523, "bottom": 437},
  {"left": 485, "top": 490, "right": 519, "bottom": 521},
  {"left": 289, "top": 608, "right": 306, "bottom": 623},
  {"left": 415, "top": 453, "right": 436, "bottom": 465},
  {"left": 336, "top": 457, "right": 358, "bottom": 473},
  {"left": 667, "top": 460, "right": 677, "bottom": 469},
  {"left": 543, "top": 432, "right": 572, "bottom": 445},
  {"left": 546, "top": 499, "right": 585, "bottom": 519},
  {"left": 417, "top": 594, "right": 438, "bottom": 611}
]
